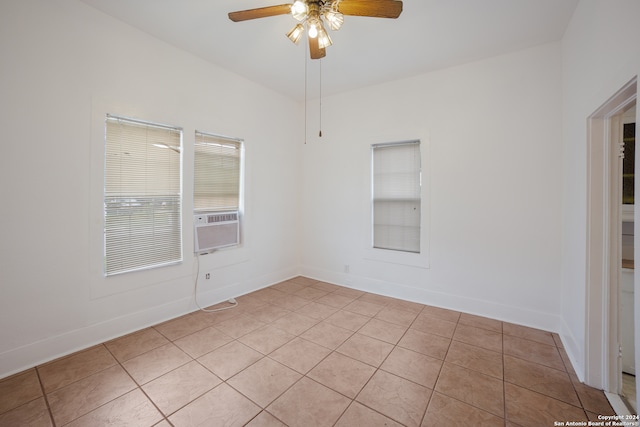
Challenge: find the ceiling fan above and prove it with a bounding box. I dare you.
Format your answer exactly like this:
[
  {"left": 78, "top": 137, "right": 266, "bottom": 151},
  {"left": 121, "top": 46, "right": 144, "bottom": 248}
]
[{"left": 228, "top": 0, "right": 403, "bottom": 59}]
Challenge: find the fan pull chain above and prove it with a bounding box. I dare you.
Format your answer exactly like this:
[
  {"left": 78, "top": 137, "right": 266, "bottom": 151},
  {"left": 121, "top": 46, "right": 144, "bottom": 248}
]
[
  {"left": 319, "top": 59, "right": 323, "bottom": 138},
  {"left": 304, "top": 40, "right": 308, "bottom": 144}
]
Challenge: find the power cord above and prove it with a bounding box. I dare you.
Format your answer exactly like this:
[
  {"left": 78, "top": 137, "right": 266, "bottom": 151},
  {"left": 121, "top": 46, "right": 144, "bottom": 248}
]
[{"left": 193, "top": 252, "right": 239, "bottom": 313}]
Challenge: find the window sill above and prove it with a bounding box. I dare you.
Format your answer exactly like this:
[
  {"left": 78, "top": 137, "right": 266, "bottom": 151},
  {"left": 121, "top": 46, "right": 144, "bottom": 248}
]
[{"left": 364, "top": 247, "right": 429, "bottom": 269}]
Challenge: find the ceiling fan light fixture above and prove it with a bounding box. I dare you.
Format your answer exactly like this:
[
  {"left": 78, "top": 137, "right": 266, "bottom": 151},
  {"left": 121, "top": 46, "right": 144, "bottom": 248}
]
[
  {"left": 228, "top": 0, "right": 404, "bottom": 60},
  {"left": 307, "top": 20, "right": 319, "bottom": 39},
  {"left": 286, "top": 23, "right": 305, "bottom": 44},
  {"left": 317, "top": 24, "right": 332, "bottom": 49},
  {"left": 324, "top": 10, "right": 344, "bottom": 31},
  {"left": 291, "top": 0, "right": 308, "bottom": 21}
]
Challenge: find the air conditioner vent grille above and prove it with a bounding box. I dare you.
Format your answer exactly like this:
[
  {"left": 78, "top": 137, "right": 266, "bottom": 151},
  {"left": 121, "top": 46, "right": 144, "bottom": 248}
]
[
  {"left": 207, "top": 212, "right": 238, "bottom": 223},
  {"left": 194, "top": 211, "right": 240, "bottom": 253}
]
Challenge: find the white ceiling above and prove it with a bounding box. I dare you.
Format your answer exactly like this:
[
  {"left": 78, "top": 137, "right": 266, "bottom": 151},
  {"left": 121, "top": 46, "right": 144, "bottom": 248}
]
[{"left": 78, "top": 0, "right": 579, "bottom": 101}]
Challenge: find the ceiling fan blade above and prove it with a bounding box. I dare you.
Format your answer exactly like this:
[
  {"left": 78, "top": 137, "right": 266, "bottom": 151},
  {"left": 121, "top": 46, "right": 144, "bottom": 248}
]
[
  {"left": 337, "top": 0, "right": 403, "bottom": 18},
  {"left": 309, "top": 36, "right": 326, "bottom": 60},
  {"left": 228, "top": 4, "right": 292, "bottom": 22}
]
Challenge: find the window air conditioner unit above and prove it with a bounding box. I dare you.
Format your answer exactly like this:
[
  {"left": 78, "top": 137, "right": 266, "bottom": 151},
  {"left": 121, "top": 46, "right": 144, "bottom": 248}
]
[{"left": 194, "top": 211, "right": 240, "bottom": 253}]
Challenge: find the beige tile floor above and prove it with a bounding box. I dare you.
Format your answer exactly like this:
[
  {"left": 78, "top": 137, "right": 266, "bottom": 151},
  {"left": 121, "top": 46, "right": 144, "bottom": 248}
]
[{"left": 0, "top": 276, "right": 616, "bottom": 427}]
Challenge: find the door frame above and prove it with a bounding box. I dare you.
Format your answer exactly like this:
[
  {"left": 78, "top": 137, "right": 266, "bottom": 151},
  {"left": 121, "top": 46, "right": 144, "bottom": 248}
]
[{"left": 585, "top": 77, "right": 636, "bottom": 398}]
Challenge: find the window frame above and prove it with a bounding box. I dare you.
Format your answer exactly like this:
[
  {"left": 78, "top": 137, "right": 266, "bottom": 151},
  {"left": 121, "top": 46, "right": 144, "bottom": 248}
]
[
  {"left": 103, "top": 114, "right": 184, "bottom": 276},
  {"left": 371, "top": 140, "right": 422, "bottom": 253},
  {"left": 193, "top": 131, "right": 244, "bottom": 215},
  {"left": 366, "top": 138, "right": 430, "bottom": 268}
]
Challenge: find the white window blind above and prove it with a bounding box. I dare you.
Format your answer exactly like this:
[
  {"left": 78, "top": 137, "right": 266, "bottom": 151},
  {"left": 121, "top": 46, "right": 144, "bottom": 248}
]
[
  {"left": 194, "top": 131, "right": 242, "bottom": 212},
  {"left": 104, "top": 115, "right": 182, "bottom": 276},
  {"left": 372, "top": 140, "right": 421, "bottom": 253}
]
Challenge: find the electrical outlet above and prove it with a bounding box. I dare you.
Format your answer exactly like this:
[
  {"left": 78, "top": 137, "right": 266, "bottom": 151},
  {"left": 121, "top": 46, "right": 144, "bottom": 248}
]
[
  {"left": 205, "top": 273, "right": 210, "bottom": 279},
  {"left": 344, "top": 265, "right": 350, "bottom": 273}
]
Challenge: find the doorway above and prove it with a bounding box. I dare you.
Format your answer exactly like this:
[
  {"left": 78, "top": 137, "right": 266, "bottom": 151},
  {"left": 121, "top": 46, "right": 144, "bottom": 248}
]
[
  {"left": 620, "top": 105, "right": 636, "bottom": 411},
  {"left": 585, "top": 77, "right": 637, "bottom": 414}
]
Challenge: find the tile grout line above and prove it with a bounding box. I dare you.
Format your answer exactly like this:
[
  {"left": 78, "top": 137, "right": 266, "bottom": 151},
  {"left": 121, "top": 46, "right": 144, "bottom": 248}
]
[
  {"left": 232, "top": 286, "right": 389, "bottom": 426},
  {"left": 5, "top": 278, "right": 614, "bottom": 426},
  {"left": 202, "top": 286, "right": 356, "bottom": 426},
  {"left": 417, "top": 312, "right": 457, "bottom": 427},
  {"left": 35, "top": 344, "right": 134, "bottom": 426},
  {"left": 502, "top": 329, "right": 596, "bottom": 422},
  {"left": 230, "top": 301, "right": 358, "bottom": 422},
  {"left": 101, "top": 341, "right": 173, "bottom": 426},
  {"left": 323, "top": 300, "right": 412, "bottom": 427},
  {"left": 503, "top": 332, "right": 508, "bottom": 425},
  {"left": 34, "top": 366, "right": 57, "bottom": 427},
  {"left": 196, "top": 291, "right": 589, "bottom": 422}
]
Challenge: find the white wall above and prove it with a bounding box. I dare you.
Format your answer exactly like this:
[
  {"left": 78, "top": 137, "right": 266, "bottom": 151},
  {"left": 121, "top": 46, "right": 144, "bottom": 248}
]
[
  {"left": 560, "top": 0, "right": 640, "bottom": 386},
  {"left": 0, "top": 0, "right": 302, "bottom": 378},
  {"left": 300, "top": 43, "right": 564, "bottom": 331},
  {"left": 4, "top": 0, "right": 637, "bottom": 388}
]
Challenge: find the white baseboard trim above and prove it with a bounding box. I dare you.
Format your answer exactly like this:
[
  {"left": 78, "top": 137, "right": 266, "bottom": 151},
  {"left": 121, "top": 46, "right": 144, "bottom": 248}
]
[
  {"left": 0, "top": 296, "right": 189, "bottom": 380},
  {"left": 558, "top": 317, "right": 585, "bottom": 384},
  {"left": 301, "top": 265, "right": 562, "bottom": 333},
  {"left": 0, "top": 267, "right": 298, "bottom": 380},
  {"left": 605, "top": 392, "right": 636, "bottom": 418}
]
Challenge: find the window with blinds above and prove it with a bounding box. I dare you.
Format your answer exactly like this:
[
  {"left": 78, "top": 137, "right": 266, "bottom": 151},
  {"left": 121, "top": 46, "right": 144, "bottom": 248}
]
[
  {"left": 372, "top": 140, "right": 421, "bottom": 253},
  {"left": 194, "top": 131, "right": 243, "bottom": 212},
  {"left": 104, "top": 115, "right": 183, "bottom": 276}
]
